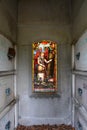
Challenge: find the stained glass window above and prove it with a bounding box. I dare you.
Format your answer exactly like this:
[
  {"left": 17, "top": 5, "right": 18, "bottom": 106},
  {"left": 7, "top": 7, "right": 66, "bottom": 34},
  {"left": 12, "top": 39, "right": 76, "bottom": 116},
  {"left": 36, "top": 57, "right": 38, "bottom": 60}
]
[{"left": 32, "top": 40, "right": 57, "bottom": 93}]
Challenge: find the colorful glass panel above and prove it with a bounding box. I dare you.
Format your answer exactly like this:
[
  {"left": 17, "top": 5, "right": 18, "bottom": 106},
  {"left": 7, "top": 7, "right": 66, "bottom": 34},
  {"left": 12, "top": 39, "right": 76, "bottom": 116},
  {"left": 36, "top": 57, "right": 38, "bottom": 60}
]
[{"left": 32, "top": 40, "right": 57, "bottom": 93}]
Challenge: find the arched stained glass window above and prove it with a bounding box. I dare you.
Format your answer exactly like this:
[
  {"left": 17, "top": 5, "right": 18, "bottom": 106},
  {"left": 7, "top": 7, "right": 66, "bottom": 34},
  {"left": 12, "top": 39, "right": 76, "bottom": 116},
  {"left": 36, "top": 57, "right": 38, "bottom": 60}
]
[{"left": 32, "top": 40, "right": 57, "bottom": 93}]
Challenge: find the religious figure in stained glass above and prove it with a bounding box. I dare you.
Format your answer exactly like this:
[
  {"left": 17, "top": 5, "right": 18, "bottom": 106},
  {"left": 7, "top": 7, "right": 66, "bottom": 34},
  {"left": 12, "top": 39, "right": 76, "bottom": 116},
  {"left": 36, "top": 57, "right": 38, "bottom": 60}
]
[{"left": 32, "top": 40, "right": 57, "bottom": 93}]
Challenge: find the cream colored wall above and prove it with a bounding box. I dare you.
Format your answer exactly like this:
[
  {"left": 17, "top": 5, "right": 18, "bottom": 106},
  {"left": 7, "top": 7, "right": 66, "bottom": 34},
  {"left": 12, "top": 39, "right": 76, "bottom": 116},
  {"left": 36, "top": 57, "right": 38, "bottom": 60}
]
[
  {"left": 72, "top": 0, "right": 87, "bottom": 40},
  {"left": 0, "top": 0, "right": 18, "bottom": 42},
  {"left": 17, "top": 0, "right": 72, "bottom": 125},
  {"left": 18, "top": 0, "right": 71, "bottom": 44},
  {"left": 0, "top": 0, "right": 18, "bottom": 128}
]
